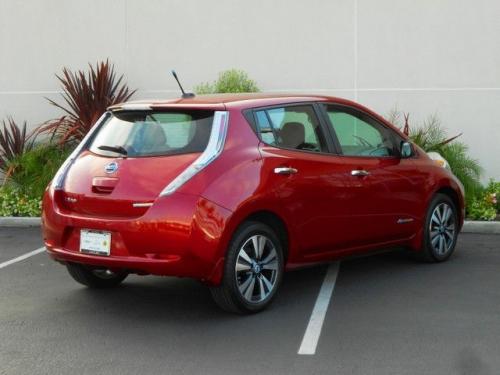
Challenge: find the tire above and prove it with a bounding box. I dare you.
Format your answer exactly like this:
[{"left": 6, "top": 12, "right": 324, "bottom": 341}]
[
  {"left": 417, "top": 193, "right": 459, "bottom": 262},
  {"left": 66, "top": 263, "right": 128, "bottom": 288},
  {"left": 210, "top": 221, "right": 284, "bottom": 314}
]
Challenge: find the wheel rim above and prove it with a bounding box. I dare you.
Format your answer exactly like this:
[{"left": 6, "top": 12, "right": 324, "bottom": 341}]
[
  {"left": 235, "top": 234, "right": 279, "bottom": 303},
  {"left": 429, "top": 202, "right": 456, "bottom": 256}
]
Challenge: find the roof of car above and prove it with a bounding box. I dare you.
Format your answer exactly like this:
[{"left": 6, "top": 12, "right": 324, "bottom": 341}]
[
  {"left": 109, "top": 93, "right": 359, "bottom": 111},
  {"left": 108, "top": 93, "right": 406, "bottom": 138}
]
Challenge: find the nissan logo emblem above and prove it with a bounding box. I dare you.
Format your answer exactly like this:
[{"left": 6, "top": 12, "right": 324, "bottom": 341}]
[{"left": 104, "top": 162, "right": 119, "bottom": 174}]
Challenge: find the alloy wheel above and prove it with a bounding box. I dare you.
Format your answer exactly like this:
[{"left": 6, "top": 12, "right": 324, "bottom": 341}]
[
  {"left": 235, "top": 234, "right": 279, "bottom": 303},
  {"left": 429, "top": 202, "right": 456, "bottom": 256}
]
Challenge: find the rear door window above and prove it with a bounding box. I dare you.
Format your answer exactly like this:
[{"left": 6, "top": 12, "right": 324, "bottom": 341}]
[
  {"left": 89, "top": 111, "right": 214, "bottom": 157},
  {"left": 253, "top": 105, "right": 328, "bottom": 153}
]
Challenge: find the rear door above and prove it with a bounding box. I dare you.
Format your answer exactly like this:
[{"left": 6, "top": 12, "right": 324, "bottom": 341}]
[{"left": 319, "top": 103, "right": 421, "bottom": 246}]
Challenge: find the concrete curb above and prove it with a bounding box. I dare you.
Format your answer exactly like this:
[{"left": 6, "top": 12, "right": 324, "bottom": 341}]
[
  {"left": 0, "top": 217, "right": 41, "bottom": 227},
  {"left": 0, "top": 217, "right": 499, "bottom": 234},
  {"left": 461, "top": 221, "right": 500, "bottom": 234}
]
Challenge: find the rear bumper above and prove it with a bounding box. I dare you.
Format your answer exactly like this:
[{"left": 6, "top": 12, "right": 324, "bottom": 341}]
[
  {"left": 42, "top": 190, "right": 232, "bottom": 283},
  {"left": 46, "top": 246, "right": 184, "bottom": 275}
]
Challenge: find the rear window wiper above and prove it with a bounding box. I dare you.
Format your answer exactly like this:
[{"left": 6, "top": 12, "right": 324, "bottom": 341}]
[{"left": 97, "top": 145, "right": 128, "bottom": 156}]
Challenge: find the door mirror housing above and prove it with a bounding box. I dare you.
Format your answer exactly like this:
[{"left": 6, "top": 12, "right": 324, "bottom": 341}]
[{"left": 400, "top": 141, "right": 413, "bottom": 158}]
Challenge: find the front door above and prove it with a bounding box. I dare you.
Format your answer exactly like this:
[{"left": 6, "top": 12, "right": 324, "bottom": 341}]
[{"left": 320, "top": 104, "right": 421, "bottom": 247}]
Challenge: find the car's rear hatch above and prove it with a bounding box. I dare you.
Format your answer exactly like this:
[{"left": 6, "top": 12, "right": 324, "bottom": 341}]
[{"left": 59, "top": 109, "right": 215, "bottom": 218}]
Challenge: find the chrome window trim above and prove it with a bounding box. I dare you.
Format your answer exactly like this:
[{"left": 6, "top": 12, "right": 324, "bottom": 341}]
[{"left": 159, "top": 111, "right": 229, "bottom": 197}]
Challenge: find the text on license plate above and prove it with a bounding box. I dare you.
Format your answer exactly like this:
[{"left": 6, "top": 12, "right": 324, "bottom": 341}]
[{"left": 80, "top": 229, "right": 111, "bottom": 256}]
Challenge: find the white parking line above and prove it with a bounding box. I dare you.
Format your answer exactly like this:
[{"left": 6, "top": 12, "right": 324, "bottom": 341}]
[
  {"left": 298, "top": 262, "right": 340, "bottom": 355},
  {"left": 0, "top": 247, "right": 46, "bottom": 269}
]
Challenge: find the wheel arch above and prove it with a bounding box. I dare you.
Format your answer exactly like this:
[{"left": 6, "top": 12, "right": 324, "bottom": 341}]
[
  {"left": 244, "top": 210, "right": 290, "bottom": 262},
  {"left": 206, "top": 207, "right": 293, "bottom": 285}
]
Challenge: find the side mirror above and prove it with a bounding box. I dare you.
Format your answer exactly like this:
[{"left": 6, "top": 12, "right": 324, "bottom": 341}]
[{"left": 400, "top": 141, "right": 413, "bottom": 158}]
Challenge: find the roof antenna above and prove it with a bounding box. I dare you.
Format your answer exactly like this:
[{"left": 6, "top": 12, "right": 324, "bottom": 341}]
[{"left": 171, "top": 70, "right": 195, "bottom": 98}]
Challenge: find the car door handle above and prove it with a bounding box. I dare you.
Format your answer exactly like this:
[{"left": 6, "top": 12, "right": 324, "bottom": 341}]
[
  {"left": 274, "top": 167, "right": 298, "bottom": 175},
  {"left": 351, "top": 169, "right": 370, "bottom": 177}
]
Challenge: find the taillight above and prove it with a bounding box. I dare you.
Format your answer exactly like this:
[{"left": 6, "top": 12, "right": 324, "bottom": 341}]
[
  {"left": 159, "top": 111, "right": 229, "bottom": 197},
  {"left": 51, "top": 112, "right": 110, "bottom": 190}
]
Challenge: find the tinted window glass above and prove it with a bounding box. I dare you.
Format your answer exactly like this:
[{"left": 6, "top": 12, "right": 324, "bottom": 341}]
[
  {"left": 254, "top": 105, "right": 327, "bottom": 153},
  {"left": 323, "top": 106, "right": 397, "bottom": 157},
  {"left": 89, "top": 111, "right": 214, "bottom": 157}
]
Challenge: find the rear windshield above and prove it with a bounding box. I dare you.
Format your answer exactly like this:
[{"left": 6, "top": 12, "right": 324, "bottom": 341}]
[{"left": 89, "top": 110, "right": 214, "bottom": 157}]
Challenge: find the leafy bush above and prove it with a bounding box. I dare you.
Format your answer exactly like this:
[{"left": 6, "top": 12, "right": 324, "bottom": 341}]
[
  {"left": 388, "top": 110, "right": 482, "bottom": 205},
  {"left": 39, "top": 60, "right": 135, "bottom": 145},
  {"left": 0, "top": 187, "right": 41, "bottom": 217},
  {"left": 194, "top": 69, "right": 259, "bottom": 94},
  {"left": 0, "top": 117, "right": 37, "bottom": 174},
  {"left": 467, "top": 188, "right": 497, "bottom": 221},
  {"left": 484, "top": 180, "right": 500, "bottom": 212},
  {"left": 5, "top": 143, "right": 72, "bottom": 198}
]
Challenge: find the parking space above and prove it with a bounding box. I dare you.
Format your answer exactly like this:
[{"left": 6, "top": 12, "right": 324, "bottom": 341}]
[
  {"left": 0, "top": 228, "right": 42, "bottom": 263},
  {"left": 0, "top": 229, "right": 499, "bottom": 374}
]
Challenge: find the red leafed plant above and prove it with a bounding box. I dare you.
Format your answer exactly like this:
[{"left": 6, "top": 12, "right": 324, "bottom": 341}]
[
  {"left": 0, "top": 117, "right": 36, "bottom": 174},
  {"left": 40, "top": 60, "right": 136, "bottom": 145}
]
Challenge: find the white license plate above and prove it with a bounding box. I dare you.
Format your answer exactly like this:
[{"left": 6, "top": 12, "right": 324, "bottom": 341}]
[{"left": 80, "top": 230, "right": 111, "bottom": 256}]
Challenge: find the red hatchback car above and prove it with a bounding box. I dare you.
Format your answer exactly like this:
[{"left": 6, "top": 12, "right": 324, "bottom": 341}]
[{"left": 42, "top": 94, "right": 464, "bottom": 313}]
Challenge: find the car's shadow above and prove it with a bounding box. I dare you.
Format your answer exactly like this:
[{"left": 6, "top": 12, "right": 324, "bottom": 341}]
[
  {"left": 58, "top": 262, "right": 328, "bottom": 325},
  {"left": 57, "top": 248, "right": 444, "bottom": 325}
]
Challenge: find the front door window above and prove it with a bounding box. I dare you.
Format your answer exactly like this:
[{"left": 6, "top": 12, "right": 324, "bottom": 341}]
[{"left": 322, "top": 105, "right": 398, "bottom": 157}]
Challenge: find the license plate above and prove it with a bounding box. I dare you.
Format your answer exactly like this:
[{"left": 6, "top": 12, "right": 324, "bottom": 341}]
[{"left": 80, "top": 229, "right": 111, "bottom": 256}]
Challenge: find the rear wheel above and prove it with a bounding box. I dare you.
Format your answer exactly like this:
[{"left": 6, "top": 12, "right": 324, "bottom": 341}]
[
  {"left": 210, "top": 221, "right": 284, "bottom": 314},
  {"left": 66, "top": 263, "right": 128, "bottom": 288},
  {"left": 417, "top": 193, "right": 459, "bottom": 262}
]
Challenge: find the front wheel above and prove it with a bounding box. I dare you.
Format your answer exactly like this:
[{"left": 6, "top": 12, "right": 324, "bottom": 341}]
[
  {"left": 66, "top": 263, "right": 128, "bottom": 288},
  {"left": 210, "top": 221, "right": 284, "bottom": 314},
  {"left": 418, "top": 193, "right": 459, "bottom": 262}
]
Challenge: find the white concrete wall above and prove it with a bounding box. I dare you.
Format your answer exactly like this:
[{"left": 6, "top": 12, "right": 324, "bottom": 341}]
[{"left": 1, "top": 0, "right": 499, "bottom": 179}]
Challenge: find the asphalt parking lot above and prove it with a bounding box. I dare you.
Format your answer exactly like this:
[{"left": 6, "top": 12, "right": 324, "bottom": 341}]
[{"left": 1, "top": 228, "right": 499, "bottom": 375}]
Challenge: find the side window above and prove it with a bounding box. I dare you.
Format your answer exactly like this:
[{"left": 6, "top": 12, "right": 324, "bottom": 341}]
[
  {"left": 323, "top": 105, "right": 397, "bottom": 157},
  {"left": 254, "top": 105, "right": 327, "bottom": 153}
]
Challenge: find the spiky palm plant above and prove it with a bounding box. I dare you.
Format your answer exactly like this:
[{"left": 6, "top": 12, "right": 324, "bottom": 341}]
[
  {"left": 0, "top": 117, "right": 36, "bottom": 175},
  {"left": 40, "top": 60, "right": 136, "bottom": 145}
]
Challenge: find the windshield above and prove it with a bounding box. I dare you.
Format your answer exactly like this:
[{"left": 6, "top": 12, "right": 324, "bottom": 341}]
[{"left": 89, "top": 110, "right": 214, "bottom": 157}]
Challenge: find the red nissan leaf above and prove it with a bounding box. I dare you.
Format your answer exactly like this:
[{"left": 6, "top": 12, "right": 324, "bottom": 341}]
[{"left": 42, "top": 94, "right": 464, "bottom": 313}]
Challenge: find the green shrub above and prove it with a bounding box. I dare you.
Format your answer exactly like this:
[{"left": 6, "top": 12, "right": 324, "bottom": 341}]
[
  {"left": 467, "top": 191, "right": 497, "bottom": 221},
  {"left": 5, "top": 143, "right": 73, "bottom": 199},
  {"left": 0, "top": 187, "right": 41, "bottom": 217},
  {"left": 194, "top": 69, "right": 259, "bottom": 94},
  {"left": 484, "top": 179, "right": 500, "bottom": 212}
]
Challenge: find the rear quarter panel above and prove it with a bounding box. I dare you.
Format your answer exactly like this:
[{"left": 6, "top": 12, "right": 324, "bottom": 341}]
[{"left": 178, "top": 109, "right": 302, "bottom": 266}]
